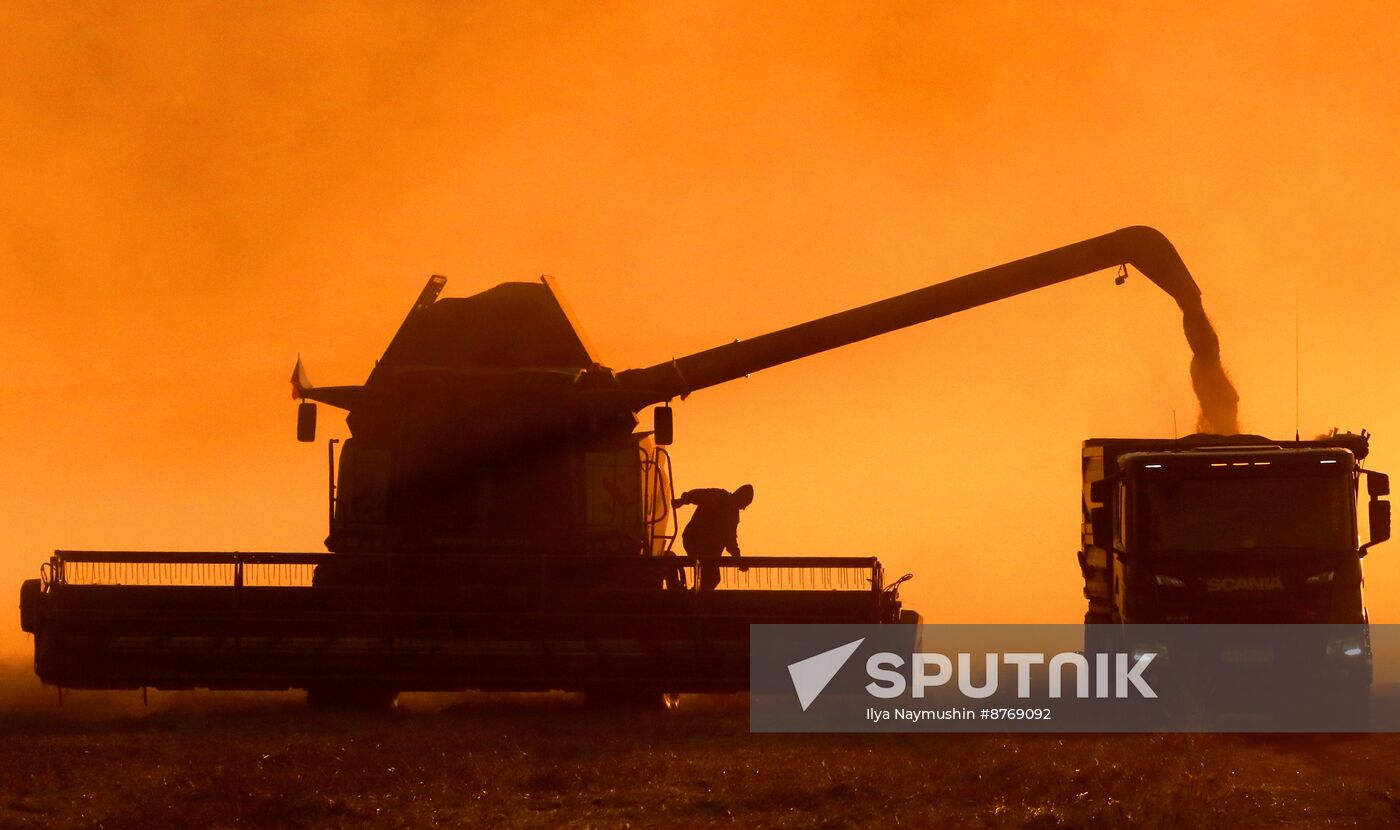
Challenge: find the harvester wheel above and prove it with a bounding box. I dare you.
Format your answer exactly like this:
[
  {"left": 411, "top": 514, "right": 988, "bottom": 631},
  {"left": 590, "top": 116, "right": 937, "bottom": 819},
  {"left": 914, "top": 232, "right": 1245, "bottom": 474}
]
[
  {"left": 306, "top": 685, "right": 400, "bottom": 711},
  {"left": 585, "top": 689, "right": 681, "bottom": 710},
  {"left": 19, "top": 580, "right": 44, "bottom": 634}
]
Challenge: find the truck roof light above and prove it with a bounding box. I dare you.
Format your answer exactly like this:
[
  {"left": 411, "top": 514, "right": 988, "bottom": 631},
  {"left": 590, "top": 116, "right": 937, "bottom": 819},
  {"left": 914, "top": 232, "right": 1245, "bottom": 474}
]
[
  {"left": 1145, "top": 464, "right": 1163, "bottom": 469},
  {"left": 1210, "top": 462, "right": 1228, "bottom": 467},
  {"left": 1320, "top": 460, "right": 1338, "bottom": 464},
  {"left": 1232, "top": 462, "right": 1249, "bottom": 466},
  {"left": 1252, "top": 461, "right": 1270, "bottom": 466}
]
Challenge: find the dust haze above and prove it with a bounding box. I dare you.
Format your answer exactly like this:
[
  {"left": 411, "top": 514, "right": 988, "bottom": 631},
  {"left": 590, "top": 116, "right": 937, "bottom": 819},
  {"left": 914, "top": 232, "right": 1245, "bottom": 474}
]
[{"left": 4, "top": 2, "right": 1400, "bottom": 664}]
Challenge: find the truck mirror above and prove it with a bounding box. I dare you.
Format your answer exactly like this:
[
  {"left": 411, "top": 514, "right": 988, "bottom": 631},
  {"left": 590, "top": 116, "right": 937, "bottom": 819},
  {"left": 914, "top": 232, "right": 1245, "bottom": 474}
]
[
  {"left": 1090, "top": 506, "right": 1113, "bottom": 550},
  {"left": 1370, "top": 500, "right": 1391, "bottom": 549},
  {"left": 297, "top": 402, "right": 317, "bottom": 443},
  {"left": 1089, "top": 478, "right": 1111, "bottom": 505},
  {"left": 653, "top": 405, "right": 673, "bottom": 446},
  {"left": 1368, "top": 471, "right": 1390, "bottom": 498}
]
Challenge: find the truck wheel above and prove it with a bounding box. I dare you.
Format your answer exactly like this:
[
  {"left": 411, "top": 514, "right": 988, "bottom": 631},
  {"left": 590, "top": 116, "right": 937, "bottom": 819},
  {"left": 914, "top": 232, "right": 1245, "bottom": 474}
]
[
  {"left": 1334, "top": 685, "right": 1372, "bottom": 732},
  {"left": 1083, "top": 613, "right": 1119, "bottom": 655}
]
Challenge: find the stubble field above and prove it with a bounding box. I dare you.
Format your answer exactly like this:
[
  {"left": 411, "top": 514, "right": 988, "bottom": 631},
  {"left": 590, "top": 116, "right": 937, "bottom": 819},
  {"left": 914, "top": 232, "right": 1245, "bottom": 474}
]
[{"left": 2, "top": 664, "right": 1399, "bottom": 829}]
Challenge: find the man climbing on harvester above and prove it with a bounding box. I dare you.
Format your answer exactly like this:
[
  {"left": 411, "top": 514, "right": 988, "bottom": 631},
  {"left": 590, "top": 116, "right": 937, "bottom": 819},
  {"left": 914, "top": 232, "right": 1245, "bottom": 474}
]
[{"left": 673, "top": 484, "right": 754, "bottom": 590}]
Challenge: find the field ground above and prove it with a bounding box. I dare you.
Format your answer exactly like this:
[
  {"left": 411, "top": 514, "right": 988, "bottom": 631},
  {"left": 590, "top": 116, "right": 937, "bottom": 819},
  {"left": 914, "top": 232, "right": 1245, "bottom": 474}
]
[{"left": 2, "top": 664, "right": 1399, "bottom": 829}]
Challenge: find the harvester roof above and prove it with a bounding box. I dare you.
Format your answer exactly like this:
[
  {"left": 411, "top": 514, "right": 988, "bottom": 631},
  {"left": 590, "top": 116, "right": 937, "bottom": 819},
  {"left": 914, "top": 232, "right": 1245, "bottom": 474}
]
[{"left": 368, "top": 279, "right": 595, "bottom": 384}]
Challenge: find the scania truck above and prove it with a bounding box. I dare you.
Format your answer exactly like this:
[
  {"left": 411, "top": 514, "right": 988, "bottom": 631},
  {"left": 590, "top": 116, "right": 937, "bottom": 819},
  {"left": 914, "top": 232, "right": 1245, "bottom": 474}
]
[{"left": 1079, "top": 433, "right": 1390, "bottom": 722}]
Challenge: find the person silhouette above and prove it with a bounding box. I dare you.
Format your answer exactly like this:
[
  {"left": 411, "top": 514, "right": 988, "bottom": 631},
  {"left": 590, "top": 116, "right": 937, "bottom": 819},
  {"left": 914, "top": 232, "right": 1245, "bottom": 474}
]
[{"left": 672, "top": 484, "right": 753, "bottom": 591}]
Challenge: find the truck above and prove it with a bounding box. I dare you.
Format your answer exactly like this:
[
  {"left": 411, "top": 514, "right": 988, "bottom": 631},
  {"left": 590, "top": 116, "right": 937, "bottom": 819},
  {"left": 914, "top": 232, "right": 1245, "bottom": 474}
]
[
  {"left": 1079, "top": 433, "right": 1391, "bottom": 719},
  {"left": 19, "top": 226, "right": 1229, "bottom": 706}
]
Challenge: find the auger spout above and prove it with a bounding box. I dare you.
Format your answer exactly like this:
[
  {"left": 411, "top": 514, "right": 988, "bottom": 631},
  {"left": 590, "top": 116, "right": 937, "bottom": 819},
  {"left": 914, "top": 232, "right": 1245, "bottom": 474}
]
[{"left": 616, "top": 225, "right": 1238, "bottom": 434}]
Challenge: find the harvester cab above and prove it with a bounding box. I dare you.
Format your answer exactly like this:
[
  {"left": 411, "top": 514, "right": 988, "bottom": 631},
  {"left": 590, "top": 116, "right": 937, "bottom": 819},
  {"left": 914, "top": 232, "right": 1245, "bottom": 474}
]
[{"left": 292, "top": 275, "right": 678, "bottom": 563}]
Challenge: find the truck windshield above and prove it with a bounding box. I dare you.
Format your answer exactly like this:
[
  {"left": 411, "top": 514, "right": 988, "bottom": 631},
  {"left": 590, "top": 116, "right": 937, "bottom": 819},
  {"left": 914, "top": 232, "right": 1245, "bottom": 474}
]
[{"left": 1143, "top": 473, "right": 1352, "bottom": 553}]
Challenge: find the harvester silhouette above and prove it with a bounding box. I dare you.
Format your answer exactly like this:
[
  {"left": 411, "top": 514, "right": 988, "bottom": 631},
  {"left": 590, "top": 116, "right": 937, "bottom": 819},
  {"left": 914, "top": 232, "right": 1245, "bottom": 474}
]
[{"left": 21, "top": 227, "right": 1209, "bottom": 707}]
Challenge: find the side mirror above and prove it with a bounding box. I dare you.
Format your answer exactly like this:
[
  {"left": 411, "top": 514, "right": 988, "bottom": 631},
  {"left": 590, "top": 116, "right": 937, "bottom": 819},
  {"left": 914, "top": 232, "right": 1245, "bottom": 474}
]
[
  {"left": 1089, "top": 478, "right": 1112, "bottom": 505},
  {"left": 1091, "top": 506, "right": 1113, "bottom": 551},
  {"left": 1368, "top": 499, "right": 1391, "bottom": 550},
  {"left": 1368, "top": 471, "right": 1390, "bottom": 498},
  {"left": 297, "top": 402, "right": 317, "bottom": 443},
  {"left": 653, "top": 405, "right": 673, "bottom": 446}
]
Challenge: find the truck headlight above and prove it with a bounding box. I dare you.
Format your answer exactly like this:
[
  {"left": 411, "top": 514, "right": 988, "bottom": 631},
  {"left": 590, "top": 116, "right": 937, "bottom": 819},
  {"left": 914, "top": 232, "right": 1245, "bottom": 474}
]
[
  {"left": 1155, "top": 574, "right": 1186, "bottom": 587},
  {"left": 1326, "top": 636, "right": 1365, "bottom": 658},
  {"left": 1305, "top": 571, "right": 1335, "bottom": 584}
]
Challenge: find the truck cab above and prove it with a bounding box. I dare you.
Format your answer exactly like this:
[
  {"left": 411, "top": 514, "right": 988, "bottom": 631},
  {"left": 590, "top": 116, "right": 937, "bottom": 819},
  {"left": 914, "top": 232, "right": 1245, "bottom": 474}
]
[
  {"left": 1081, "top": 435, "right": 1389, "bottom": 629},
  {"left": 1079, "top": 435, "right": 1390, "bottom": 722}
]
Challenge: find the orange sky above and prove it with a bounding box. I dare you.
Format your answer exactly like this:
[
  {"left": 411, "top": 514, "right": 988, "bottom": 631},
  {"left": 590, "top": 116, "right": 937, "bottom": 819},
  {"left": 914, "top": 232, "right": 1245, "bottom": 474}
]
[{"left": 4, "top": 2, "right": 1400, "bottom": 656}]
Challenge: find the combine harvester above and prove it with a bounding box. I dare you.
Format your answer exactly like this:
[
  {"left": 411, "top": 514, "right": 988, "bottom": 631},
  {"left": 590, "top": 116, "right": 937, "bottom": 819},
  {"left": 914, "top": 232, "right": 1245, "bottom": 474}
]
[{"left": 22, "top": 226, "right": 1217, "bottom": 707}]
